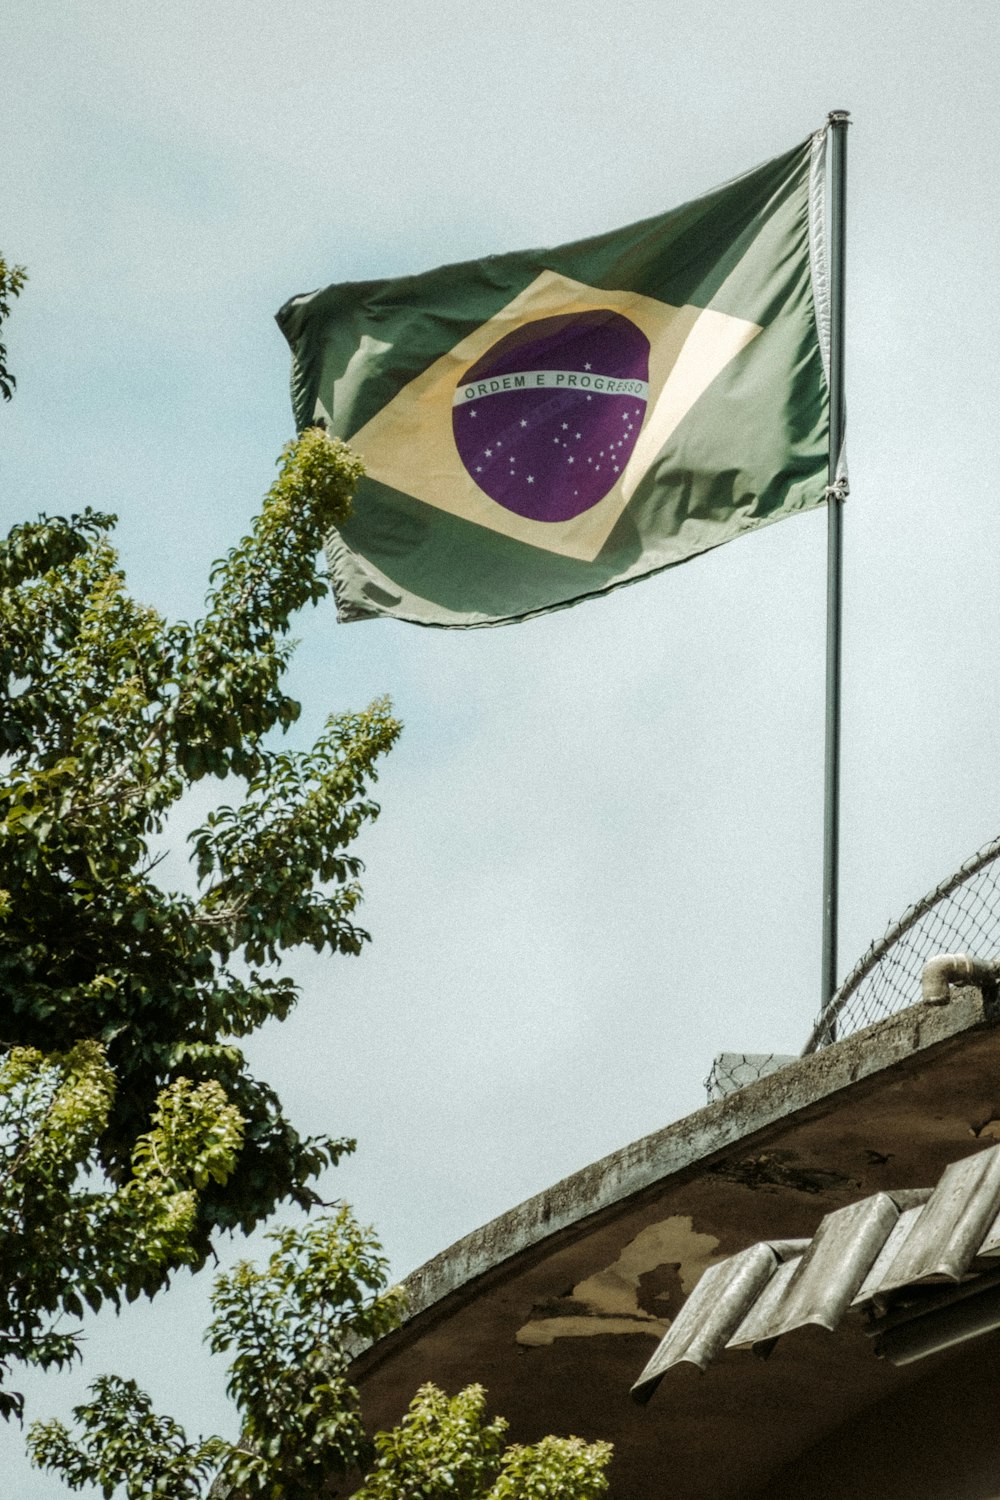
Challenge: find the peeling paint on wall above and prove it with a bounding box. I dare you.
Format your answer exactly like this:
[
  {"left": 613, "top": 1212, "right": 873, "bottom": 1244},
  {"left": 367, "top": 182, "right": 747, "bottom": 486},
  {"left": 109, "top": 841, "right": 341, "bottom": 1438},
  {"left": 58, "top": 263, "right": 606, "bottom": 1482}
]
[{"left": 515, "top": 1216, "right": 720, "bottom": 1347}]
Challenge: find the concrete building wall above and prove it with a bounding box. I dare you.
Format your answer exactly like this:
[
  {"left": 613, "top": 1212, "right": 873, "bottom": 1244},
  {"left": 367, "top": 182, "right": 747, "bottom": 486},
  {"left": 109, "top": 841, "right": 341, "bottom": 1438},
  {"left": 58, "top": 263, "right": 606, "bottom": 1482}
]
[
  {"left": 349, "top": 989, "right": 1000, "bottom": 1498},
  {"left": 763, "top": 1328, "right": 1000, "bottom": 1500}
]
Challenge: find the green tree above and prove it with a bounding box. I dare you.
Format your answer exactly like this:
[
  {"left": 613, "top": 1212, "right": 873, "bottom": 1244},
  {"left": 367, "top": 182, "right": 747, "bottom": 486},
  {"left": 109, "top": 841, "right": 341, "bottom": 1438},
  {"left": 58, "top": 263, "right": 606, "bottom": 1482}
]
[
  {"left": 28, "top": 1209, "right": 612, "bottom": 1499},
  {"left": 357, "top": 1383, "right": 611, "bottom": 1500},
  {"left": 0, "top": 1042, "right": 243, "bottom": 1420},
  {"left": 1, "top": 423, "right": 399, "bottom": 1413},
  {"left": 0, "top": 254, "right": 26, "bottom": 400},
  {"left": 4, "top": 265, "right": 612, "bottom": 1499}
]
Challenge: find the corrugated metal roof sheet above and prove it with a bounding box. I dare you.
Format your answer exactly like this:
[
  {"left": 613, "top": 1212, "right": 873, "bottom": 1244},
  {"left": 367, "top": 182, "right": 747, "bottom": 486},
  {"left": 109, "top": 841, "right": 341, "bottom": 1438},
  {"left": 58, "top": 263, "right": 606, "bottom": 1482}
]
[{"left": 632, "top": 1141, "right": 1000, "bottom": 1403}]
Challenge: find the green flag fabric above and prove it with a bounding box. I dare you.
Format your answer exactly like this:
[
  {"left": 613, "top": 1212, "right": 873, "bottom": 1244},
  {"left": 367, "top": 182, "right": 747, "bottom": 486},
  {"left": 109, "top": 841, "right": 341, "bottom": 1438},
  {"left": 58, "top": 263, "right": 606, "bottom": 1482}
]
[{"left": 277, "top": 131, "right": 831, "bottom": 628}]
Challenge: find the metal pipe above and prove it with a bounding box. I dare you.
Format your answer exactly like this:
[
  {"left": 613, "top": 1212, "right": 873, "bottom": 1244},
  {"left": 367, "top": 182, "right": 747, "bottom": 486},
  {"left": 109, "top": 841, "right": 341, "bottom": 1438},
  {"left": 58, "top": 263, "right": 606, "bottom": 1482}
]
[
  {"left": 821, "top": 110, "right": 851, "bottom": 1018},
  {"left": 921, "top": 953, "right": 1000, "bottom": 1006},
  {"left": 875, "top": 1276, "right": 1000, "bottom": 1366}
]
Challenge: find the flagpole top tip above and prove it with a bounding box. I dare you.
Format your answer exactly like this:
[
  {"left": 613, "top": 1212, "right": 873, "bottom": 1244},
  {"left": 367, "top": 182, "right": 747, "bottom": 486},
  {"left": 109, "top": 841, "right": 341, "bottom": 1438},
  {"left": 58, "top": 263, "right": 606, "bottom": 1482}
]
[{"left": 827, "top": 109, "right": 851, "bottom": 126}]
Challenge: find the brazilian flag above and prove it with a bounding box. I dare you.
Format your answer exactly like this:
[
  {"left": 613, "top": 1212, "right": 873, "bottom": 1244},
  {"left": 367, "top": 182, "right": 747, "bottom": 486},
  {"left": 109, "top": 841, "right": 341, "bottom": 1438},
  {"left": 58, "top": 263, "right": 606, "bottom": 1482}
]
[{"left": 277, "top": 131, "right": 831, "bottom": 628}]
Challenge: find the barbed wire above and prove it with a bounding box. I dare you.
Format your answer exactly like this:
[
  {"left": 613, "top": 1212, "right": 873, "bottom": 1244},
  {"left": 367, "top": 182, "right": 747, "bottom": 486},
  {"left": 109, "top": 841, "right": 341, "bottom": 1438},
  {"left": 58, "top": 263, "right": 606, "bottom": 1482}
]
[{"left": 803, "top": 833, "right": 1000, "bottom": 1054}]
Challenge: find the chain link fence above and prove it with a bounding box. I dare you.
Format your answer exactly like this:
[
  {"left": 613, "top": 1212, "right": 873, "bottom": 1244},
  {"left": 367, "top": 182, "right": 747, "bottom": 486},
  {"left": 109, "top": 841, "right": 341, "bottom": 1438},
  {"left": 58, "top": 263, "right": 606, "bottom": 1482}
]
[
  {"left": 803, "top": 834, "right": 1000, "bottom": 1054},
  {"left": 704, "top": 1052, "right": 798, "bottom": 1101}
]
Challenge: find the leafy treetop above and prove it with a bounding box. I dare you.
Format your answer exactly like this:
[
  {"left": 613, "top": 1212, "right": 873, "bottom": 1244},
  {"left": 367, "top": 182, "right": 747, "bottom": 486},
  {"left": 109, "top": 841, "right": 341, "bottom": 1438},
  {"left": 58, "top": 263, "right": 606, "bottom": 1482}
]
[
  {"left": 1, "top": 256, "right": 398, "bottom": 1418},
  {"left": 1, "top": 429, "right": 399, "bottom": 1255},
  {"left": 28, "top": 1208, "right": 612, "bottom": 1500},
  {"left": 0, "top": 1043, "right": 243, "bottom": 1421},
  {"left": 0, "top": 254, "right": 26, "bottom": 401}
]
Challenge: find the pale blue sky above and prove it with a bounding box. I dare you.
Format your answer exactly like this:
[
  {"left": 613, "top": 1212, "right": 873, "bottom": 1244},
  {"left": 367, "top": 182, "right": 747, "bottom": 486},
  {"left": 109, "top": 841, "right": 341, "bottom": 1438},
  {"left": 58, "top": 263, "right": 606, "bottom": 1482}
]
[{"left": 4, "top": 1, "right": 1000, "bottom": 1492}]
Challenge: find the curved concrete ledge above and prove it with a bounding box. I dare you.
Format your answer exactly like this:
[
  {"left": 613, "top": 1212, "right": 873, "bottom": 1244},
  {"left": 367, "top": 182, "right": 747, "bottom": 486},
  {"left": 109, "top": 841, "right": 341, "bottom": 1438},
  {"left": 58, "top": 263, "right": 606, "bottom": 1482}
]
[
  {"left": 348, "top": 987, "right": 1000, "bottom": 1500},
  {"left": 364, "top": 986, "right": 999, "bottom": 1357}
]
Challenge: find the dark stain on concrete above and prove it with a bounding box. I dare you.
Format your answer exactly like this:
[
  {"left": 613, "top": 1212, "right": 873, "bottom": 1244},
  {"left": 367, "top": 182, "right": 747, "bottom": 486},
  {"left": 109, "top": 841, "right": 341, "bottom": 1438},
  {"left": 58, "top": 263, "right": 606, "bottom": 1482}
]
[
  {"left": 708, "top": 1151, "right": 857, "bottom": 1195},
  {"left": 528, "top": 1296, "right": 595, "bottom": 1320}
]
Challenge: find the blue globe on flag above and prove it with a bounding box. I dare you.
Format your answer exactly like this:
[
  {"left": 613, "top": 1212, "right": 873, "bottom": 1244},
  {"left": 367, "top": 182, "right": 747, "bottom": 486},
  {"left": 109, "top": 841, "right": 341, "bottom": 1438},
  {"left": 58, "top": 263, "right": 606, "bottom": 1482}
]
[{"left": 452, "top": 310, "right": 651, "bottom": 523}]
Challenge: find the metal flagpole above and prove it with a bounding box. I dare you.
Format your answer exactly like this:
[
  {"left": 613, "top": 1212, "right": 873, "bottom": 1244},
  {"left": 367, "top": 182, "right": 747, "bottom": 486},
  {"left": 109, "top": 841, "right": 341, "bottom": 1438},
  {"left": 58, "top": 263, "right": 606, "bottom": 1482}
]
[{"left": 821, "top": 110, "right": 850, "bottom": 1020}]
